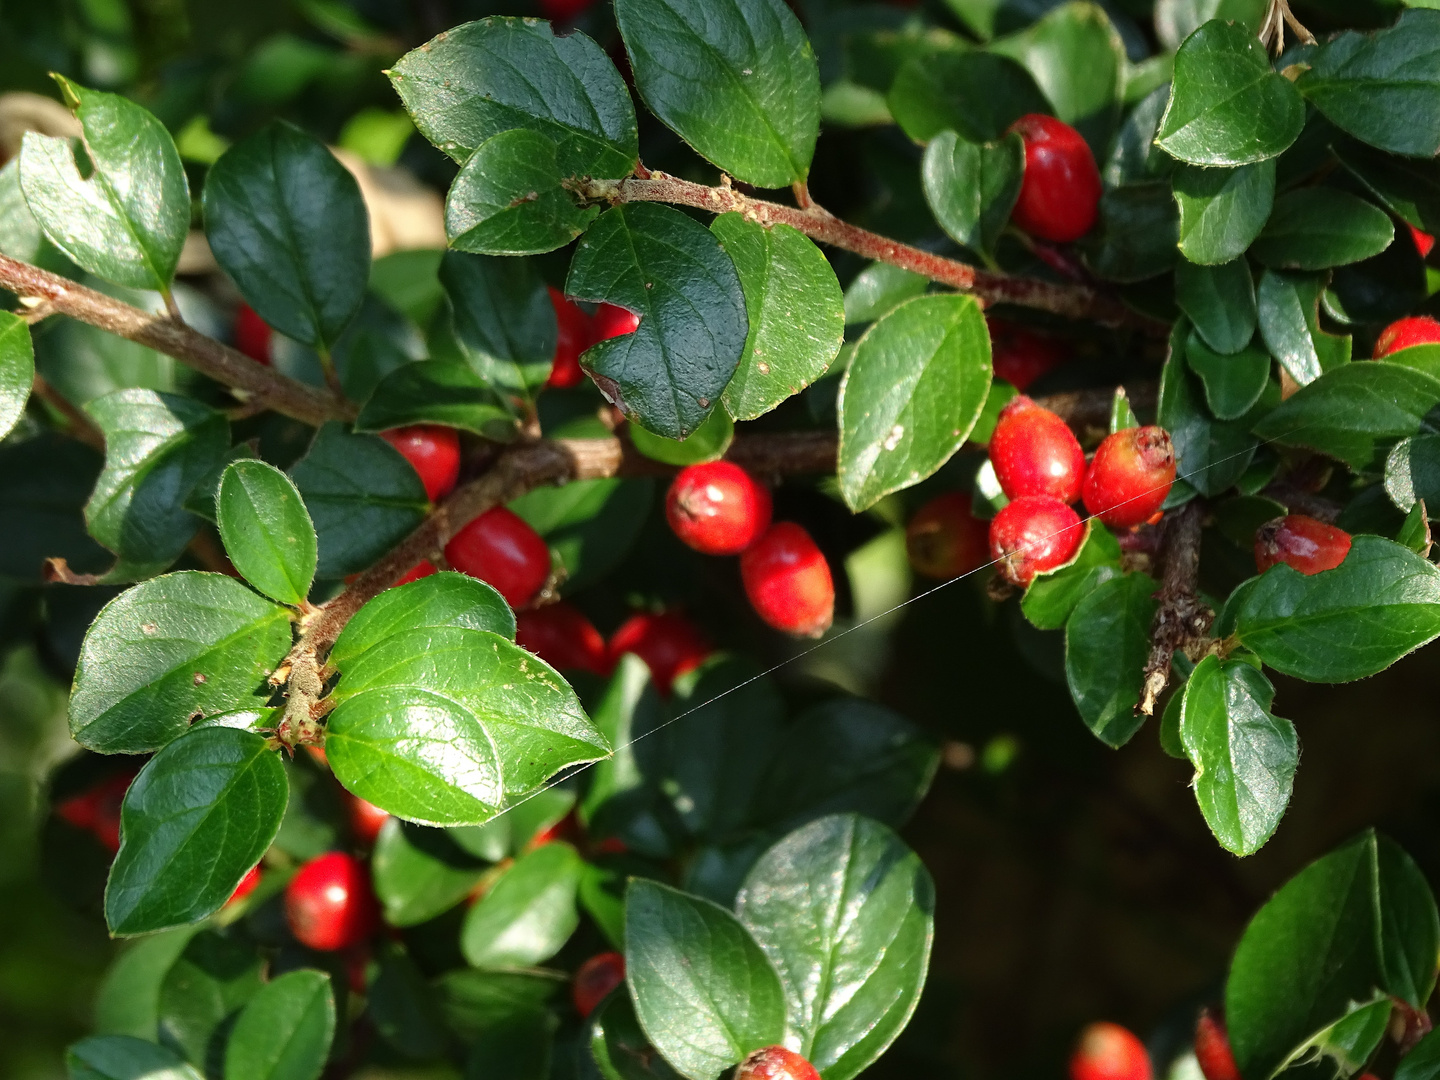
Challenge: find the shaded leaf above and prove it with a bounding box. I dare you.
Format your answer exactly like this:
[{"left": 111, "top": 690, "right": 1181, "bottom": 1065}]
[
  {"left": 440, "top": 250, "right": 557, "bottom": 406},
  {"left": 373, "top": 818, "right": 488, "bottom": 927},
  {"left": 354, "top": 360, "right": 515, "bottom": 439},
  {"left": 223, "top": 970, "right": 335, "bottom": 1080},
  {"left": 460, "top": 840, "right": 584, "bottom": 967},
  {"left": 887, "top": 49, "right": 1049, "bottom": 145},
  {"left": 1255, "top": 270, "right": 1351, "bottom": 387},
  {"left": 921, "top": 130, "right": 1023, "bottom": 256},
  {"left": 1021, "top": 519, "right": 1123, "bottom": 631},
  {"left": 1187, "top": 333, "right": 1270, "bottom": 421},
  {"left": 1064, "top": 572, "right": 1158, "bottom": 747},
  {"left": 1172, "top": 160, "right": 1274, "bottom": 266},
  {"left": 216, "top": 460, "right": 316, "bottom": 606},
  {"left": 66, "top": 1035, "right": 202, "bottom": 1080},
  {"left": 1175, "top": 258, "right": 1257, "bottom": 355},
  {"left": 1250, "top": 189, "right": 1394, "bottom": 272}
]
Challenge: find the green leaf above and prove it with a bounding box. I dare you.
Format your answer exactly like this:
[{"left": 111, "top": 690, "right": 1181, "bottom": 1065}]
[
  {"left": 577, "top": 655, "right": 670, "bottom": 855},
  {"left": 19, "top": 78, "right": 188, "bottom": 292},
  {"left": 625, "top": 879, "right": 786, "bottom": 1080},
  {"left": 1105, "top": 82, "right": 1176, "bottom": 187},
  {"left": 105, "top": 727, "right": 286, "bottom": 935},
  {"left": 1335, "top": 140, "right": 1440, "bottom": 235},
  {"left": 1234, "top": 535, "right": 1440, "bottom": 682},
  {"left": 66, "top": 1036, "right": 202, "bottom": 1080},
  {"left": 373, "top": 818, "right": 488, "bottom": 927},
  {"left": 1387, "top": 435, "right": 1440, "bottom": 511},
  {"left": 436, "top": 968, "right": 564, "bottom": 1045},
  {"left": 842, "top": 263, "right": 928, "bottom": 327},
  {"left": 369, "top": 943, "right": 448, "bottom": 1060},
  {"left": 1064, "top": 572, "right": 1159, "bottom": 748},
  {"left": 591, "top": 993, "right": 686, "bottom": 1080},
  {"left": 355, "top": 360, "right": 514, "bottom": 439},
  {"left": 460, "top": 841, "right": 584, "bottom": 967},
  {"left": 1179, "top": 656, "right": 1296, "bottom": 856},
  {"left": 630, "top": 409, "right": 734, "bottom": 467},
  {"left": 508, "top": 470, "right": 654, "bottom": 592},
  {"left": 441, "top": 248, "right": 557, "bottom": 406},
  {"left": 1296, "top": 10, "right": 1440, "bottom": 159},
  {"left": 452, "top": 786, "right": 575, "bottom": 863},
  {"left": 157, "top": 931, "right": 264, "bottom": 1073},
  {"left": 1386, "top": 344, "right": 1440, "bottom": 380},
  {"left": 288, "top": 423, "right": 429, "bottom": 579},
  {"left": 1081, "top": 182, "right": 1179, "bottom": 283},
  {"left": 1110, "top": 389, "right": 1139, "bottom": 434},
  {"left": 1187, "top": 333, "right": 1270, "bottom": 421},
  {"left": 1172, "top": 160, "right": 1275, "bottom": 265},
  {"left": 1255, "top": 270, "right": 1352, "bottom": 387},
  {"left": 566, "top": 204, "right": 748, "bottom": 440},
  {"left": 0, "top": 312, "right": 33, "bottom": 441},
  {"left": 921, "top": 130, "right": 1023, "bottom": 256},
  {"left": 95, "top": 930, "right": 197, "bottom": 1039},
  {"left": 202, "top": 121, "right": 369, "bottom": 349},
  {"left": 1155, "top": 20, "right": 1305, "bottom": 166},
  {"left": 1175, "top": 259, "right": 1257, "bottom": 356},
  {"left": 216, "top": 461, "right": 316, "bottom": 606},
  {"left": 1398, "top": 500, "right": 1432, "bottom": 555},
  {"left": 887, "top": 50, "right": 1049, "bottom": 145},
  {"left": 69, "top": 571, "right": 292, "bottom": 754},
  {"left": 329, "top": 570, "right": 515, "bottom": 670},
  {"left": 223, "top": 970, "right": 335, "bottom": 1080},
  {"left": 389, "top": 17, "right": 638, "bottom": 178},
  {"left": 1154, "top": 0, "right": 1269, "bottom": 50},
  {"left": 615, "top": 0, "right": 820, "bottom": 188},
  {"left": 711, "top": 214, "right": 844, "bottom": 422},
  {"left": 836, "top": 294, "right": 991, "bottom": 512},
  {"left": 1250, "top": 189, "right": 1395, "bottom": 272},
  {"left": 1021, "top": 520, "right": 1123, "bottom": 631},
  {"left": 1396, "top": 1027, "right": 1440, "bottom": 1080},
  {"left": 1158, "top": 337, "right": 1262, "bottom": 497},
  {"left": 735, "top": 815, "right": 934, "bottom": 1080}
]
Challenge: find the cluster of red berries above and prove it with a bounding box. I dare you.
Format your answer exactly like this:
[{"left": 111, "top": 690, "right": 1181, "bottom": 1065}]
[
  {"left": 547, "top": 287, "right": 641, "bottom": 389},
  {"left": 518, "top": 604, "right": 712, "bottom": 694}
]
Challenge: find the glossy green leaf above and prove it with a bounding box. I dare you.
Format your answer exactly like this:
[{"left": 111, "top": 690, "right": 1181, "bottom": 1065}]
[
  {"left": 1385, "top": 344, "right": 1440, "bottom": 380},
  {"left": 1155, "top": 20, "right": 1305, "bottom": 166},
  {"left": 887, "top": 50, "right": 1049, "bottom": 145},
  {"left": 373, "top": 818, "right": 488, "bottom": 927},
  {"left": 157, "top": 932, "right": 263, "bottom": 1073},
  {"left": 223, "top": 970, "right": 335, "bottom": 1080},
  {"left": 1082, "top": 182, "right": 1179, "bottom": 283},
  {"left": 735, "top": 815, "right": 934, "bottom": 1080},
  {"left": 441, "top": 249, "right": 558, "bottom": 407},
  {"left": 1187, "top": 333, "right": 1270, "bottom": 421},
  {"left": 625, "top": 879, "right": 786, "bottom": 1080},
  {"left": 1386, "top": 435, "right": 1440, "bottom": 512},
  {"left": 330, "top": 571, "right": 515, "bottom": 670},
  {"left": 69, "top": 571, "right": 291, "bottom": 753},
  {"left": 202, "top": 121, "right": 369, "bottom": 349},
  {"left": 1175, "top": 258, "right": 1257, "bottom": 356},
  {"left": 1172, "top": 160, "right": 1275, "bottom": 265},
  {"left": 354, "top": 360, "right": 514, "bottom": 439},
  {"left": 0, "top": 312, "right": 33, "bottom": 441},
  {"left": 1251, "top": 189, "right": 1394, "bottom": 271},
  {"left": 1255, "top": 270, "right": 1352, "bottom": 387},
  {"left": 105, "top": 727, "right": 286, "bottom": 935},
  {"left": 390, "top": 17, "right": 638, "bottom": 178},
  {"left": 66, "top": 1036, "right": 202, "bottom": 1080},
  {"left": 1158, "top": 339, "right": 1263, "bottom": 497},
  {"left": 1395, "top": 1027, "right": 1440, "bottom": 1080},
  {"left": 615, "top": 0, "right": 820, "bottom": 188},
  {"left": 921, "top": 130, "right": 1023, "bottom": 256},
  {"left": 711, "top": 214, "right": 844, "bottom": 422},
  {"left": 1021, "top": 520, "right": 1123, "bottom": 631},
  {"left": 629, "top": 409, "right": 734, "bottom": 467},
  {"left": 460, "top": 841, "right": 583, "bottom": 967},
  {"left": 591, "top": 993, "right": 685, "bottom": 1080},
  {"left": 842, "top": 263, "right": 927, "bottom": 327},
  {"left": 216, "top": 460, "right": 316, "bottom": 606},
  {"left": 1064, "top": 572, "right": 1158, "bottom": 748},
  {"left": 837, "top": 294, "right": 991, "bottom": 511},
  {"left": 566, "top": 204, "right": 748, "bottom": 439}
]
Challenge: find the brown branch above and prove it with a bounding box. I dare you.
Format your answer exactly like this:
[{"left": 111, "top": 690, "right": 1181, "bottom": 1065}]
[{"left": 1139, "top": 501, "right": 1215, "bottom": 716}]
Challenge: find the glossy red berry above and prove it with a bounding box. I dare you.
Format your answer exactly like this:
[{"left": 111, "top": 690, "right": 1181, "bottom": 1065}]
[
  {"left": 395, "top": 560, "right": 437, "bottom": 587},
  {"left": 736, "top": 1046, "right": 822, "bottom": 1080},
  {"left": 1082, "top": 426, "right": 1177, "bottom": 528},
  {"left": 540, "top": 0, "right": 595, "bottom": 21},
  {"left": 285, "top": 851, "right": 380, "bottom": 952},
  {"left": 608, "top": 611, "right": 711, "bottom": 695},
  {"left": 906, "top": 492, "right": 989, "bottom": 580},
  {"left": 665, "top": 461, "right": 773, "bottom": 556},
  {"left": 1409, "top": 223, "right": 1435, "bottom": 259},
  {"left": 1193, "top": 1010, "right": 1239, "bottom": 1080},
  {"left": 987, "top": 318, "right": 1069, "bottom": 391},
  {"left": 516, "top": 602, "right": 610, "bottom": 675},
  {"left": 740, "top": 522, "right": 835, "bottom": 638},
  {"left": 1374, "top": 315, "right": 1440, "bottom": 358},
  {"left": 1069, "top": 1022, "right": 1152, "bottom": 1080},
  {"left": 1254, "top": 515, "right": 1352, "bottom": 576},
  {"left": 227, "top": 865, "right": 262, "bottom": 906},
  {"left": 380, "top": 425, "right": 461, "bottom": 503},
  {"left": 592, "top": 303, "right": 640, "bottom": 341},
  {"left": 989, "top": 396, "right": 1086, "bottom": 503},
  {"left": 444, "top": 507, "right": 551, "bottom": 609},
  {"left": 989, "top": 495, "right": 1084, "bottom": 587},
  {"left": 549, "top": 286, "right": 590, "bottom": 389},
  {"left": 346, "top": 793, "right": 390, "bottom": 847},
  {"left": 1007, "top": 114, "right": 1102, "bottom": 244},
  {"left": 572, "top": 951, "right": 625, "bottom": 1017},
  {"left": 234, "top": 303, "right": 272, "bottom": 365}
]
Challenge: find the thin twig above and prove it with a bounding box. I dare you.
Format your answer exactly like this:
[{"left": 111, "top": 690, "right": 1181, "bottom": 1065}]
[
  {"left": 30, "top": 373, "right": 104, "bottom": 450},
  {"left": 1139, "top": 501, "right": 1215, "bottom": 716}
]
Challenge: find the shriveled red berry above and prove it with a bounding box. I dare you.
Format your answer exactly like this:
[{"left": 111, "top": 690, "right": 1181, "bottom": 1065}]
[
  {"left": 989, "top": 396, "right": 1086, "bottom": 503},
  {"left": 1082, "top": 426, "right": 1176, "bottom": 529},
  {"left": 1194, "top": 1010, "right": 1239, "bottom": 1080},
  {"left": 346, "top": 794, "right": 390, "bottom": 847},
  {"left": 234, "top": 303, "right": 272, "bottom": 365},
  {"left": 516, "top": 602, "right": 609, "bottom": 675},
  {"left": 665, "top": 461, "right": 773, "bottom": 556},
  {"left": 227, "top": 865, "right": 262, "bottom": 906},
  {"left": 395, "top": 560, "right": 437, "bottom": 587},
  {"left": 1254, "top": 515, "right": 1351, "bottom": 576},
  {"left": 1375, "top": 315, "right": 1440, "bottom": 358},
  {"left": 380, "top": 425, "right": 461, "bottom": 503},
  {"left": 906, "top": 492, "right": 989, "bottom": 580},
  {"left": 608, "top": 611, "right": 711, "bottom": 695},
  {"left": 1409, "top": 223, "right": 1435, "bottom": 260},
  {"left": 285, "top": 851, "right": 380, "bottom": 952},
  {"left": 1069, "top": 1022, "right": 1153, "bottom": 1080},
  {"left": 988, "top": 318, "right": 1069, "bottom": 392},
  {"left": 1007, "top": 114, "right": 1102, "bottom": 244},
  {"left": 444, "top": 507, "right": 551, "bottom": 608},
  {"left": 989, "top": 495, "right": 1084, "bottom": 587},
  {"left": 540, "top": 0, "right": 595, "bottom": 21},
  {"left": 548, "top": 286, "right": 590, "bottom": 389},
  {"left": 736, "top": 1046, "right": 822, "bottom": 1080},
  {"left": 592, "top": 303, "right": 640, "bottom": 341},
  {"left": 740, "top": 522, "right": 835, "bottom": 638},
  {"left": 572, "top": 951, "right": 625, "bottom": 1017}
]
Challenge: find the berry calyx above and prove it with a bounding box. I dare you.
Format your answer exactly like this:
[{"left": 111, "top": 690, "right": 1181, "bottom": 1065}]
[
  {"left": 1082, "top": 426, "right": 1177, "bottom": 528},
  {"left": 395, "top": 560, "right": 437, "bottom": 587},
  {"left": 548, "top": 286, "right": 590, "bottom": 389},
  {"left": 989, "top": 396, "right": 1087, "bottom": 503},
  {"left": 1374, "top": 315, "right": 1440, "bottom": 358},
  {"left": 1193, "top": 1010, "right": 1239, "bottom": 1080},
  {"left": 516, "top": 602, "right": 610, "bottom": 675},
  {"left": 592, "top": 303, "right": 641, "bottom": 341},
  {"left": 665, "top": 461, "right": 773, "bottom": 556},
  {"left": 736, "top": 1046, "right": 822, "bottom": 1080},
  {"left": 1069, "top": 1022, "right": 1153, "bottom": 1080},
  {"left": 906, "top": 492, "right": 989, "bottom": 580},
  {"left": 740, "top": 522, "right": 835, "bottom": 638},
  {"left": 608, "top": 610, "right": 711, "bottom": 695},
  {"left": 1006, "top": 114, "right": 1102, "bottom": 244},
  {"left": 379, "top": 425, "right": 461, "bottom": 503},
  {"left": 988, "top": 318, "right": 1069, "bottom": 392},
  {"left": 989, "top": 495, "right": 1084, "bottom": 587},
  {"left": 346, "top": 793, "right": 390, "bottom": 846},
  {"left": 572, "top": 951, "right": 625, "bottom": 1018},
  {"left": 1409, "top": 223, "right": 1435, "bottom": 259},
  {"left": 1254, "top": 515, "right": 1352, "bottom": 576},
  {"left": 227, "top": 865, "right": 262, "bottom": 906},
  {"left": 444, "top": 507, "right": 551, "bottom": 609},
  {"left": 234, "top": 303, "right": 272, "bottom": 365},
  {"left": 285, "top": 851, "right": 380, "bottom": 952}
]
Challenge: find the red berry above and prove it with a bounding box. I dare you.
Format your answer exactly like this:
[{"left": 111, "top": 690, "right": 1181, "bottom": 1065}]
[
  {"left": 345, "top": 945, "right": 372, "bottom": 994},
  {"left": 1375, "top": 315, "right": 1440, "bottom": 358},
  {"left": 1082, "top": 426, "right": 1176, "bottom": 529},
  {"left": 987, "top": 318, "right": 1069, "bottom": 392},
  {"left": 379, "top": 425, "right": 461, "bottom": 503},
  {"left": 1069, "top": 1022, "right": 1152, "bottom": 1080},
  {"left": 527, "top": 812, "right": 578, "bottom": 851},
  {"left": 549, "top": 286, "right": 590, "bottom": 389},
  {"left": 395, "top": 560, "right": 437, "bottom": 587},
  {"left": 608, "top": 611, "right": 711, "bottom": 695},
  {"left": 1254, "top": 514, "right": 1351, "bottom": 576},
  {"left": 285, "top": 851, "right": 380, "bottom": 952},
  {"left": 234, "top": 303, "right": 272, "bottom": 365},
  {"left": 1007, "top": 114, "right": 1102, "bottom": 243},
  {"left": 906, "top": 492, "right": 989, "bottom": 580},
  {"left": 1409, "top": 223, "right": 1435, "bottom": 260},
  {"left": 227, "top": 865, "right": 262, "bottom": 906},
  {"left": 572, "top": 951, "right": 625, "bottom": 1017},
  {"left": 740, "top": 522, "right": 835, "bottom": 638},
  {"left": 665, "top": 461, "right": 773, "bottom": 556},
  {"left": 592, "top": 303, "right": 641, "bottom": 341},
  {"left": 55, "top": 770, "right": 136, "bottom": 854},
  {"left": 1194, "top": 1010, "right": 1239, "bottom": 1080},
  {"left": 989, "top": 396, "right": 1086, "bottom": 503},
  {"left": 540, "top": 0, "right": 595, "bottom": 21},
  {"left": 736, "top": 1046, "right": 822, "bottom": 1080},
  {"left": 516, "top": 602, "right": 610, "bottom": 675},
  {"left": 346, "top": 794, "right": 390, "bottom": 847},
  {"left": 989, "top": 495, "right": 1084, "bottom": 587},
  {"left": 444, "top": 507, "right": 551, "bottom": 609}
]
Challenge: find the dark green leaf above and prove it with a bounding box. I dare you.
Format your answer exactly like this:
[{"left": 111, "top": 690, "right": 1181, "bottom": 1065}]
[
  {"left": 373, "top": 818, "right": 487, "bottom": 927},
  {"left": 435, "top": 968, "right": 564, "bottom": 1045},
  {"left": 1250, "top": 189, "right": 1394, "bottom": 271},
  {"left": 1021, "top": 520, "right": 1123, "bottom": 631},
  {"left": 1082, "top": 182, "right": 1179, "bottom": 283},
  {"left": 630, "top": 410, "right": 734, "bottom": 466},
  {"left": 355, "top": 360, "right": 514, "bottom": 439},
  {"left": 441, "top": 249, "right": 558, "bottom": 407},
  {"left": 591, "top": 993, "right": 685, "bottom": 1080},
  {"left": 1387, "top": 435, "right": 1440, "bottom": 512},
  {"left": 1187, "top": 332, "right": 1270, "bottom": 421},
  {"left": 1395, "top": 1027, "right": 1440, "bottom": 1080},
  {"left": 887, "top": 49, "right": 1048, "bottom": 145},
  {"left": 460, "top": 841, "right": 583, "bottom": 967},
  {"left": 95, "top": 930, "right": 197, "bottom": 1039},
  {"left": 0, "top": 312, "right": 33, "bottom": 441},
  {"left": 1176, "top": 258, "right": 1257, "bottom": 355},
  {"left": 1172, "top": 160, "right": 1275, "bottom": 265},
  {"left": 1255, "top": 270, "right": 1351, "bottom": 387},
  {"left": 223, "top": 970, "right": 335, "bottom": 1080},
  {"left": 463, "top": 1006, "right": 555, "bottom": 1080},
  {"left": 1386, "top": 344, "right": 1440, "bottom": 380},
  {"left": 368, "top": 943, "right": 447, "bottom": 1060},
  {"left": 1104, "top": 83, "right": 1176, "bottom": 187},
  {"left": 157, "top": 931, "right": 264, "bottom": 1074},
  {"left": 509, "top": 470, "right": 654, "bottom": 593},
  {"left": 1154, "top": 0, "right": 1269, "bottom": 51},
  {"left": 1064, "top": 572, "right": 1159, "bottom": 747},
  {"left": 1335, "top": 141, "right": 1440, "bottom": 235},
  {"left": 370, "top": 249, "right": 445, "bottom": 327},
  {"left": 66, "top": 1035, "right": 202, "bottom": 1080},
  {"left": 1158, "top": 338, "right": 1262, "bottom": 497},
  {"left": 1326, "top": 230, "right": 1428, "bottom": 328},
  {"left": 216, "top": 460, "right": 316, "bottom": 606},
  {"left": 452, "top": 786, "right": 575, "bottom": 863},
  {"left": 921, "top": 131, "right": 1023, "bottom": 256},
  {"left": 329, "top": 570, "right": 515, "bottom": 670},
  {"left": 842, "top": 263, "right": 927, "bottom": 327}
]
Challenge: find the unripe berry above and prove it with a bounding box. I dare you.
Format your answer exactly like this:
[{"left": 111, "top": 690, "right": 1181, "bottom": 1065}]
[
  {"left": 1254, "top": 515, "right": 1351, "bottom": 576},
  {"left": 548, "top": 286, "right": 590, "bottom": 389},
  {"left": 1409, "top": 223, "right": 1435, "bottom": 259},
  {"left": 906, "top": 492, "right": 988, "bottom": 580},
  {"left": 346, "top": 793, "right": 390, "bottom": 846},
  {"left": 380, "top": 425, "right": 461, "bottom": 503},
  {"left": 1007, "top": 114, "right": 1102, "bottom": 244},
  {"left": 989, "top": 396, "right": 1086, "bottom": 503},
  {"left": 285, "top": 851, "right": 380, "bottom": 952},
  {"left": 395, "top": 560, "right": 437, "bottom": 587},
  {"left": 989, "top": 495, "right": 1084, "bottom": 587},
  {"left": 987, "top": 318, "right": 1069, "bottom": 392},
  {"left": 1193, "top": 1010, "right": 1239, "bottom": 1080},
  {"left": 444, "top": 507, "right": 551, "bottom": 609},
  {"left": 572, "top": 951, "right": 625, "bottom": 1018},
  {"left": 665, "top": 461, "right": 773, "bottom": 556},
  {"left": 608, "top": 611, "right": 711, "bottom": 695},
  {"left": 1069, "top": 1022, "right": 1153, "bottom": 1080},
  {"left": 592, "top": 303, "right": 641, "bottom": 341},
  {"left": 234, "top": 303, "right": 272, "bottom": 365},
  {"left": 740, "top": 522, "right": 835, "bottom": 638},
  {"left": 736, "top": 1046, "right": 822, "bottom": 1080},
  {"left": 516, "top": 602, "right": 609, "bottom": 675},
  {"left": 1374, "top": 315, "right": 1440, "bottom": 358},
  {"left": 1082, "top": 426, "right": 1176, "bottom": 528},
  {"left": 227, "top": 865, "right": 262, "bottom": 906}
]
